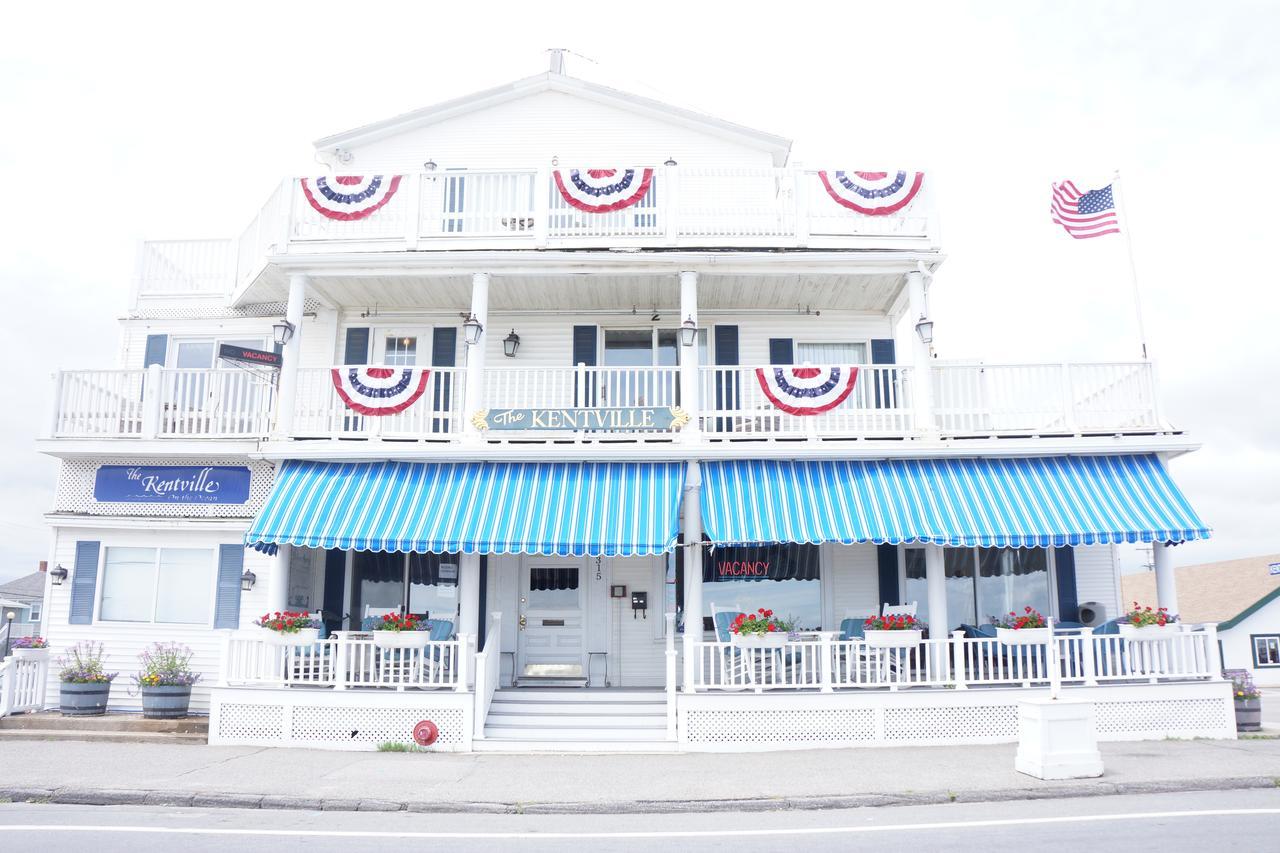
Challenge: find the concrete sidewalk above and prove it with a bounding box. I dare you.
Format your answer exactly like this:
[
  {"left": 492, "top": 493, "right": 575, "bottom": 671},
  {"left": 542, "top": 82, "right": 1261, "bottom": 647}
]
[{"left": 0, "top": 738, "right": 1278, "bottom": 814}]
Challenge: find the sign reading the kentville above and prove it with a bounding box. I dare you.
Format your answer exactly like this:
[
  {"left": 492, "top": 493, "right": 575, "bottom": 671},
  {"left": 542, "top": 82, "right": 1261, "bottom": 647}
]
[
  {"left": 94, "top": 465, "right": 252, "bottom": 504},
  {"left": 472, "top": 407, "right": 689, "bottom": 432}
]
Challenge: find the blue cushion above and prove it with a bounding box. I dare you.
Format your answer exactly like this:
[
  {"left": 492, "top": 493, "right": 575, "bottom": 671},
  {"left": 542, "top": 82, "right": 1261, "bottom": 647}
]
[
  {"left": 427, "top": 620, "right": 454, "bottom": 641},
  {"left": 360, "top": 615, "right": 381, "bottom": 631},
  {"left": 839, "top": 618, "right": 865, "bottom": 641},
  {"left": 712, "top": 611, "right": 744, "bottom": 642}
]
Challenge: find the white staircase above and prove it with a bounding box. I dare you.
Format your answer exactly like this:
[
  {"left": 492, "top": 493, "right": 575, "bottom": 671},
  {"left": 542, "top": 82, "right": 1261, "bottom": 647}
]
[{"left": 475, "top": 688, "right": 676, "bottom": 752}]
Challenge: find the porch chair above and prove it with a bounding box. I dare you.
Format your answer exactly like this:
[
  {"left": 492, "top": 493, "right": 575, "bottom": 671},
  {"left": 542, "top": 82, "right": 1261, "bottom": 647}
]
[
  {"left": 837, "top": 612, "right": 900, "bottom": 685},
  {"left": 708, "top": 603, "right": 754, "bottom": 689},
  {"left": 421, "top": 619, "right": 457, "bottom": 686},
  {"left": 288, "top": 611, "right": 333, "bottom": 685}
]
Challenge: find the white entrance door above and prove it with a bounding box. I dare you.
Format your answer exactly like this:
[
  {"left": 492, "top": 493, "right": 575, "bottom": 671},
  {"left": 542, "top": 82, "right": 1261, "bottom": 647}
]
[{"left": 517, "top": 561, "right": 586, "bottom": 681}]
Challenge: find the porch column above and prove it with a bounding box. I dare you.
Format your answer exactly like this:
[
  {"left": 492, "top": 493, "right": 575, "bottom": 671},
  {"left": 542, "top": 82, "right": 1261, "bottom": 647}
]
[
  {"left": 905, "top": 269, "right": 936, "bottom": 433},
  {"left": 267, "top": 545, "right": 290, "bottom": 614},
  {"left": 462, "top": 271, "right": 491, "bottom": 440},
  {"left": 458, "top": 553, "right": 481, "bottom": 640},
  {"left": 274, "top": 273, "right": 308, "bottom": 438},
  {"left": 924, "top": 544, "right": 948, "bottom": 637},
  {"left": 678, "top": 270, "right": 701, "bottom": 442},
  {"left": 681, "top": 460, "right": 704, "bottom": 692},
  {"left": 1152, "top": 543, "right": 1179, "bottom": 616}
]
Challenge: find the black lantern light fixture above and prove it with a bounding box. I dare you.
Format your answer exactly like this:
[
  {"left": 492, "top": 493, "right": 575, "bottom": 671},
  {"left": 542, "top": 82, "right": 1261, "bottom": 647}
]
[
  {"left": 664, "top": 156, "right": 677, "bottom": 167},
  {"left": 423, "top": 159, "right": 437, "bottom": 172},
  {"left": 502, "top": 329, "right": 521, "bottom": 358},
  {"left": 240, "top": 568, "right": 257, "bottom": 592},
  {"left": 272, "top": 319, "right": 296, "bottom": 347},
  {"left": 49, "top": 564, "right": 68, "bottom": 586},
  {"left": 462, "top": 313, "right": 484, "bottom": 346},
  {"left": 680, "top": 315, "right": 698, "bottom": 347},
  {"left": 915, "top": 315, "right": 935, "bottom": 345}
]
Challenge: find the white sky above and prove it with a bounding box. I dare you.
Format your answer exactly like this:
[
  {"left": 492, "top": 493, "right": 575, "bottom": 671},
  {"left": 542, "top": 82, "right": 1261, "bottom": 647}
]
[{"left": 0, "top": 0, "right": 1276, "bottom": 582}]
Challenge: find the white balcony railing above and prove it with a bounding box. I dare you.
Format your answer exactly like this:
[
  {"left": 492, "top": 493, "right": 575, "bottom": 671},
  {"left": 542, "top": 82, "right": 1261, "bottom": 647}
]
[
  {"left": 483, "top": 364, "right": 684, "bottom": 430},
  {"left": 0, "top": 655, "right": 49, "bottom": 717},
  {"left": 293, "top": 367, "right": 463, "bottom": 439},
  {"left": 220, "top": 632, "right": 469, "bottom": 692}
]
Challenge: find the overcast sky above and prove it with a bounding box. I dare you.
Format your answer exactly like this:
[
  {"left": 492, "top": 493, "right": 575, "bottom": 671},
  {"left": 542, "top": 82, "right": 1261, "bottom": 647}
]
[{"left": 1, "top": 1, "right": 1276, "bottom": 582}]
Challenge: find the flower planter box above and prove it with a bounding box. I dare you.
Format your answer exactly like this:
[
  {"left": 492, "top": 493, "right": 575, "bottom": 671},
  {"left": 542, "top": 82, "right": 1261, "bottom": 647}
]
[
  {"left": 997, "top": 627, "right": 1051, "bottom": 646},
  {"left": 864, "top": 629, "right": 922, "bottom": 648},
  {"left": 262, "top": 628, "right": 320, "bottom": 647},
  {"left": 1118, "top": 623, "right": 1179, "bottom": 640},
  {"left": 372, "top": 631, "right": 431, "bottom": 650},
  {"left": 731, "top": 633, "right": 788, "bottom": 648},
  {"left": 1235, "top": 698, "right": 1262, "bottom": 733},
  {"left": 12, "top": 647, "right": 49, "bottom": 661},
  {"left": 60, "top": 681, "right": 112, "bottom": 716},
  {"left": 141, "top": 685, "right": 193, "bottom": 719}
]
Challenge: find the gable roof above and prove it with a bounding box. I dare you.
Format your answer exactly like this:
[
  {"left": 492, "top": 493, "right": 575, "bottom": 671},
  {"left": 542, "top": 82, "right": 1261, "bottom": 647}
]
[
  {"left": 314, "top": 71, "right": 793, "bottom": 167},
  {"left": 1121, "top": 553, "right": 1280, "bottom": 625},
  {"left": 0, "top": 571, "right": 45, "bottom": 600}
]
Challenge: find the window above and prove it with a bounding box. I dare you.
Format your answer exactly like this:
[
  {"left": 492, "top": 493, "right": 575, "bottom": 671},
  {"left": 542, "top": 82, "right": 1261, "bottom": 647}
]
[
  {"left": 27, "top": 601, "right": 42, "bottom": 622},
  {"left": 170, "top": 337, "right": 268, "bottom": 369},
  {"left": 1253, "top": 635, "right": 1280, "bottom": 668},
  {"left": 527, "top": 567, "right": 580, "bottom": 609},
  {"left": 99, "top": 547, "right": 214, "bottom": 624},
  {"left": 796, "top": 342, "right": 868, "bottom": 365},
  {"left": 695, "top": 544, "right": 822, "bottom": 630},
  {"left": 350, "top": 551, "right": 459, "bottom": 626},
  {"left": 903, "top": 547, "right": 1052, "bottom": 632},
  {"left": 383, "top": 334, "right": 419, "bottom": 366}
]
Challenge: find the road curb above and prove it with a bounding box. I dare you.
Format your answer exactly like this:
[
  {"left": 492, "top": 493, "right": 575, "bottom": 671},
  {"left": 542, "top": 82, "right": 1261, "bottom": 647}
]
[{"left": 1, "top": 776, "right": 1277, "bottom": 816}]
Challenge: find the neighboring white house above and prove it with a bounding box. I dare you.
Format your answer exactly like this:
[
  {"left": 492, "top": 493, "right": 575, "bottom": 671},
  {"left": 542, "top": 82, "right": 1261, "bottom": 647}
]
[
  {"left": 0, "top": 571, "right": 47, "bottom": 644},
  {"left": 8, "top": 54, "right": 1234, "bottom": 751},
  {"left": 1125, "top": 554, "right": 1280, "bottom": 687}
]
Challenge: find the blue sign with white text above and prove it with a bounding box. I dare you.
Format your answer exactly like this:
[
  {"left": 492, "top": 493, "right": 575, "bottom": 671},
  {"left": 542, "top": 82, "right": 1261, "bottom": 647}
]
[{"left": 93, "top": 465, "right": 251, "bottom": 504}]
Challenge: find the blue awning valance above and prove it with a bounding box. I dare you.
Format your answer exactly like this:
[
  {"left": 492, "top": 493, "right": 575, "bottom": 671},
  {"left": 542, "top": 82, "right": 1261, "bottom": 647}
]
[
  {"left": 700, "top": 455, "right": 1210, "bottom": 548},
  {"left": 246, "top": 460, "right": 685, "bottom": 557}
]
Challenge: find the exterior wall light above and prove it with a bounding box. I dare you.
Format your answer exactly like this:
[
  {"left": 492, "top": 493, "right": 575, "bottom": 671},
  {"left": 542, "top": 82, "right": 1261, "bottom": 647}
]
[
  {"left": 272, "top": 320, "right": 296, "bottom": 346},
  {"left": 241, "top": 569, "right": 257, "bottom": 592},
  {"left": 664, "top": 157, "right": 677, "bottom": 167},
  {"left": 680, "top": 316, "right": 698, "bottom": 347},
  {"left": 503, "top": 329, "right": 521, "bottom": 358},
  {"left": 463, "top": 313, "right": 485, "bottom": 346},
  {"left": 50, "top": 564, "right": 68, "bottom": 586},
  {"left": 423, "top": 159, "right": 437, "bottom": 171},
  {"left": 915, "top": 315, "right": 934, "bottom": 345}
]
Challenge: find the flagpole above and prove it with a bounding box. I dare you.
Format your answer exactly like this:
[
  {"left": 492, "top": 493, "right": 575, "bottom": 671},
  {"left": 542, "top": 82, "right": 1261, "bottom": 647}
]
[{"left": 1111, "top": 169, "right": 1149, "bottom": 360}]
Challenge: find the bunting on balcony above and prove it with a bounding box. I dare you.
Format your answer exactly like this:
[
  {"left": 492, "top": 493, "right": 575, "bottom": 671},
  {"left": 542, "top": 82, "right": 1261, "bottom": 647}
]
[
  {"left": 553, "top": 168, "right": 654, "bottom": 213},
  {"left": 817, "top": 171, "right": 924, "bottom": 215},
  {"left": 755, "top": 366, "right": 859, "bottom": 415},
  {"left": 301, "top": 175, "right": 403, "bottom": 221},
  {"left": 330, "top": 367, "right": 431, "bottom": 416}
]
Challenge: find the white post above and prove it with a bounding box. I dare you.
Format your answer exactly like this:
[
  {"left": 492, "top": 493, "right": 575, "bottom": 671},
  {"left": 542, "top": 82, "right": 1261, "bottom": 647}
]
[
  {"left": 951, "top": 630, "right": 967, "bottom": 690},
  {"left": 682, "top": 460, "right": 704, "bottom": 693},
  {"left": 455, "top": 634, "right": 472, "bottom": 693},
  {"left": 1152, "top": 543, "right": 1179, "bottom": 617},
  {"left": 458, "top": 553, "right": 481, "bottom": 644},
  {"left": 664, "top": 611, "right": 678, "bottom": 739},
  {"left": 1203, "top": 623, "right": 1224, "bottom": 679},
  {"left": 462, "top": 271, "right": 490, "bottom": 440},
  {"left": 792, "top": 164, "right": 810, "bottom": 247},
  {"left": 267, "top": 546, "right": 290, "bottom": 614},
  {"left": 924, "top": 545, "right": 948, "bottom": 657},
  {"left": 819, "top": 632, "right": 834, "bottom": 693},
  {"left": 1081, "top": 626, "right": 1098, "bottom": 686},
  {"left": 678, "top": 270, "right": 701, "bottom": 442},
  {"left": 906, "top": 270, "right": 935, "bottom": 434},
  {"left": 274, "top": 273, "right": 308, "bottom": 438},
  {"left": 333, "top": 633, "right": 348, "bottom": 690},
  {"left": 663, "top": 164, "right": 679, "bottom": 246},
  {"left": 534, "top": 166, "right": 551, "bottom": 249},
  {"left": 49, "top": 371, "right": 65, "bottom": 437},
  {"left": 141, "top": 363, "right": 163, "bottom": 439}
]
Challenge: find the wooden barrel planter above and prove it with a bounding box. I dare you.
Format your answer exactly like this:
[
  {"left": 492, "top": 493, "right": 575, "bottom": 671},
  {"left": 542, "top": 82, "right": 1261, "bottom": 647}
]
[
  {"left": 141, "top": 685, "right": 193, "bottom": 719},
  {"left": 1235, "top": 697, "right": 1262, "bottom": 733},
  {"left": 59, "top": 681, "right": 112, "bottom": 716}
]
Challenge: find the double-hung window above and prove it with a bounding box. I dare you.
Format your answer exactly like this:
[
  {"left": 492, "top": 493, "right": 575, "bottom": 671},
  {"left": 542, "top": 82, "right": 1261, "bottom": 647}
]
[
  {"left": 795, "top": 342, "right": 868, "bottom": 365},
  {"left": 98, "top": 547, "right": 214, "bottom": 624},
  {"left": 1253, "top": 635, "right": 1280, "bottom": 668}
]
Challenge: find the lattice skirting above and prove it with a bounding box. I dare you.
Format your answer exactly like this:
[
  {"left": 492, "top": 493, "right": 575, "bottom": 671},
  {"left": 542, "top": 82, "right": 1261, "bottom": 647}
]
[{"left": 209, "top": 687, "right": 474, "bottom": 752}]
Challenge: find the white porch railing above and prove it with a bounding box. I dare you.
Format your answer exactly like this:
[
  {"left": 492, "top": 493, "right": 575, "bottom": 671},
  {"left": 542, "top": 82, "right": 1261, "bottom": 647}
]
[
  {"left": 292, "top": 366, "right": 463, "bottom": 439},
  {"left": 0, "top": 655, "right": 49, "bottom": 716},
  {"left": 699, "top": 365, "right": 915, "bottom": 438},
  {"left": 134, "top": 239, "right": 236, "bottom": 297},
  {"left": 472, "top": 612, "right": 503, "bottom": 738},
  {"left": 221, "top": 631, "right": 468, "bottom": 691},
  {"left": 482, "top": 365, "right": 684, "bottom": 433}
]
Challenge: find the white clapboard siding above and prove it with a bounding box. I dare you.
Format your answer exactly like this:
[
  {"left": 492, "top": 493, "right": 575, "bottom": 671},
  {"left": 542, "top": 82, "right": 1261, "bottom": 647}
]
[
  {"left": 119, "top": 318, "right": 279, "bottom": 370},
  {"left": 826, "top": 543, "right": 882, "bottom": 625},
  {"left": 1073, "top": 544, "right": 1122, "bottom": 624},
  {"left": 608, "top": 556, "right": 668, "bottom": 688}
]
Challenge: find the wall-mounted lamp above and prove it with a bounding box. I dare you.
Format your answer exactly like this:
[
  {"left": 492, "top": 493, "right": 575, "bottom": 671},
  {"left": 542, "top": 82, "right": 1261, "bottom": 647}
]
[
  {"left": 272, "top": 320, "right": 296, "bottom": 347},
  {"left": 664, "top": 157, "right": 677, "bottom": 167},
  {"left": 502, "top": 329, "right": 521, "bottom": 358},
  {"left": 915, "top": 315, "right": 935, "bottom": 345},
  {"left": 680, "top": 316, "right": 698, "bottom": 347},
  {"left": 49, "top": 564, "right": 68, "bottom": 586},
  {"left": 241, "top": 568, "right": 257, "bottom": 592},
  {"left": 463, "top": 313, "right": 485, "bottom": 346},
  {"left": 423, "top": 159, "right": 437, "bottom": 172}
]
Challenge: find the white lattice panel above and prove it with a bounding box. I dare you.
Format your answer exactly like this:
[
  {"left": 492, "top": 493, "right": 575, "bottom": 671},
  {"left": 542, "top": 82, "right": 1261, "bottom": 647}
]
[
  {"left": 883, "top": 705, "right": 1019, "bottom": 742},
  {"left": 54, "top": 456, "right": 275, "bottom": 518},
  {"left": 291, "top": 704, "right": 467, "bottom": 747},
  {"left": 1094, "top": 699, "right": 1230, "bottom": 737},
  {"left": 131, "top": 299, "right": 322, "bottom": 320},
  {"left": 683, "top": 708, "right": 875, "bottom": 745},
  {"left": 217, "top": 702, "right": 286, "bottom": 741}
]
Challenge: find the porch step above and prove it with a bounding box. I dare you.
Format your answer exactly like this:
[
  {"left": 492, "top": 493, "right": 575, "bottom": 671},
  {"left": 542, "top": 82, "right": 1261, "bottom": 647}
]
[
  {"left": 481, "top": 688, "right": 671, "bottom": 745},
  {"left": 0, "top": 711, "right": 208, "bottom": 736},
  {"left": 473, "top": 739, "right": 679, "bottom": 753},
  {"left": 0, "top": 728, "right": 208, "bottom": 745},
  {"left": 486, "top": 713, "right": 666, "bottom": 729}
]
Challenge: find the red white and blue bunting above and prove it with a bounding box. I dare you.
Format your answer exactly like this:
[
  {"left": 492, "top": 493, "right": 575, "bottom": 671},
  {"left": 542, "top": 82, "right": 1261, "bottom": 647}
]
[
  {"left": 301, "top": 175, "right": 403, "bottom": 221},
  {"left": 553, "top": 168, "right": 655, "bottom": 213},
  {"left": 817, "top": 171, "right": 924, "bottom": 216},
  {"left": 330, "top": 367, "right": 431, "bottom": 416},
  {"left": 755, "top": 367, "right": 859, "bottom": 416}
]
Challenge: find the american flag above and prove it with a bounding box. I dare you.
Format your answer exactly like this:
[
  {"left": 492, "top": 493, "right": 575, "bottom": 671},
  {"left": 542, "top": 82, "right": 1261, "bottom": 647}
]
[{"left": 1050, "top": 180, "right": 1121, "bottom": 239}]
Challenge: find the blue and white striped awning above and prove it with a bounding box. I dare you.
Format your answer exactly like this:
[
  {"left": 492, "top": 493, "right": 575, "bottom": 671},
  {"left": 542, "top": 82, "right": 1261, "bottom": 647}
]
[
  {"left": 246, "top": 460, "right": 685, "bottom": 557},
  {"left": 700, "top": 455, "right": 1210, "bottom": 548}
]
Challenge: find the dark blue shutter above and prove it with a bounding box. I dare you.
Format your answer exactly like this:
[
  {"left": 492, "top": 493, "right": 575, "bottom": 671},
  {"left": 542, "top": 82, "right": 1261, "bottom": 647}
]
[
  {"left": 323, "top": 549, "right": 346, "bottom": 634},
  {"left": 343, "top": 328, "right": 370, "bottom": 365},
  {"left": 1054, "top": 546, "right": 1080, "bottom": 623},
  {"left": 477, "top": 556, "right": 489, "bottom": 651},
  {"left": 431, "top": 327, "right": 457, "bottom": 434},
  {"left": 768, "top": 338, "right": 794, "bottom": 365},
  {"left": 870, "top": 338, "right": 897, "bottom": 409},
  {"left": 572, "top": 325, "right": 597, "bottom": 406},
  {"left": 68, "top": 541, "right": 101, "bottom": 625},
  {"left": 714, "top": 325, "right": 739, "bottom": 433},
  {"left": 876, "top": 544, "right": 900, "bottom": 609},
  {"left": 143, "top": 335, "right": 168, "bottom": 367},
  {"left": 213, "top": 545, "right": 244, "bottom": 629}
]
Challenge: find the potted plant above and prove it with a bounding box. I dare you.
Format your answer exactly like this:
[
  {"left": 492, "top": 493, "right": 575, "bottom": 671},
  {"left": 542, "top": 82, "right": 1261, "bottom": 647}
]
[
  {"left": 11, "top": 636, "right": 49, "bottom": 660},
  {"left": 993, "top": 607, "right": 1052, "bottom": 645},
  {"left": 57, "top": 641, "right": 117, "bottom": 716},
  {"left": 1229, "top": 670, "right": 1262, "bottom": 732},
  {"left": 1118, "top": 601, "right": 1179, "bottom": 639},
  {"left": 134, "top": 642, "right": 201, "bottom": 719},
  {"left": 863, "top": 614, "right": 926, "bottom": 648},
  {"left": 255, "top": 611, "right": 322, "bottom": 646},
  {"left": 729, "top": 608, "right": 789, "bottom": 647},
  {"left": 371, "top": 612, "right": 432, "bottom": 649}
]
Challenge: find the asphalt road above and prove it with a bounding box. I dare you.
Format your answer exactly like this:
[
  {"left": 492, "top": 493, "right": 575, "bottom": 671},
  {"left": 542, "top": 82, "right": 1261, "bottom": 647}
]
[{"left": 2, "top": 789, "right": 1279, "bottom": 852}]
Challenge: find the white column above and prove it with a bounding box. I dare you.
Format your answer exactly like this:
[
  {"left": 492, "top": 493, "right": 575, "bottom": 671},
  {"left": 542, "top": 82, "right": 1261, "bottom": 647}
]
[
  {"left": 906, "top": 270, "right": 935, "bottom": 432},
  {"left": 924, "top": 545, "right": 948, "bottom": 636},
  {"left": 1153, "top": 543, "right": 1179, "bottom": 617},
  {"left": 462, "top": 271, "right": 491, "bottom": 440},
  {"left": 274, "top": 273, "right": 308, "bottom": 438},
  {"left": 681, "top": 460, "right": 704, "bottom": 692},
  {"left": 458, "top": 553, "right": 481, "bottom": 641},
  {"left": 678, "top": 270, "right": 701, "bottom": 442},
  {"left": 267, "top": 545, "right": 290, "bottom": 614}
]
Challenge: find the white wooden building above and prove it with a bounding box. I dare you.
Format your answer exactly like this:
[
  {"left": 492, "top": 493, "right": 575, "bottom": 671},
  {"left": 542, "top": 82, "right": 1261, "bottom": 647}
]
[{"left": 5, "top": 57, "right": 1234, "bottom": 750}]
